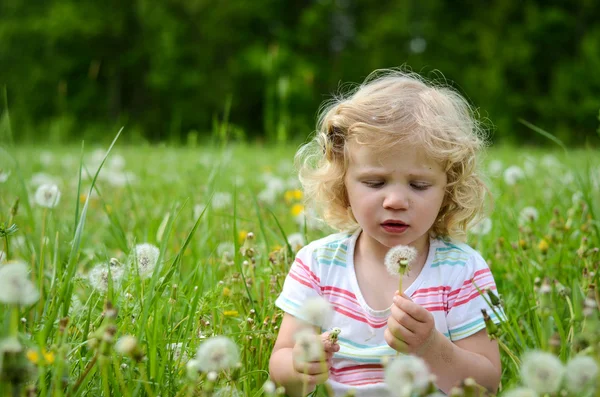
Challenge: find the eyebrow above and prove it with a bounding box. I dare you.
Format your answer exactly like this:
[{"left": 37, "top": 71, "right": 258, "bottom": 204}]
[{"left": 353, "top": 167, "right": 440, "bottom": 179}]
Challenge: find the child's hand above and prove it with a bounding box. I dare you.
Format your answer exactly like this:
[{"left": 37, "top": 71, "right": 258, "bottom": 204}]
[
  {"left": 292, "top": 330, "right": 340, "bottom": 389},
  {"left": 385, "top": 292, "right": 436, "bottom": 355}
]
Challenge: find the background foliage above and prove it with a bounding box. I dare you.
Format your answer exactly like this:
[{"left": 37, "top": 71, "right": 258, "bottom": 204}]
[{"left": 1, "top": 0, "right": 600, "bottom": 145}]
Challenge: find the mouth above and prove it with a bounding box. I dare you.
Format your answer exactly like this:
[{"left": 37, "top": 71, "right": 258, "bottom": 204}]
[{"left": 381, "top": 220, "right": 409, "bottom": 233}]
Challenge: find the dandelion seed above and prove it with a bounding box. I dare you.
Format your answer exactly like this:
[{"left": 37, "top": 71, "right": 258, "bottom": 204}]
[
  {"left": 88, "top": 262, "right": 125, "bottom": 292},
  {"left": 384, "top": 355, "right": 431, "bottom": 397},
  {"left": 384, "top": 245, "right": 417, "bottom": 277},
  {"left": 502, "top": 387, "right": 539, "bottom": 397},
  {"left": 520, "top": 350, "right": 564, "bottom": 394},
  {"left": 519, "top": 207, "right": 539, "bottom": 224},
  {"left": 469, "top": 218, "right": 492, "bottom": 236},
  {"left": 195, "top": 336, "right": 240, "bottom": 372},
  {"left": 34, "top": 183, "right": 61, "bottom": 208},
  {"left": 299, "top": 295, "right": 333, "bottom": 328},
  {"left": 564, "top": 355, "right": 598, "bottom": 394},
  {"left": 503, "top": 165, "right": 525, "bottom": 185},
  {"left": 0, "top": 261, "right": 40, "bottom": 306},
  {"left": 293, "top": 329, "right": 323, "bottom": 363}
]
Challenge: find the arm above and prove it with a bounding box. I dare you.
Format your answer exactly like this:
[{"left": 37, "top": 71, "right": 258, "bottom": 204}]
[
  {"left": 269, "top": 313, "right": 339, "bottom": 397},
  {"left": 385, "top": 293, "right": 501, "bottom": 394}
]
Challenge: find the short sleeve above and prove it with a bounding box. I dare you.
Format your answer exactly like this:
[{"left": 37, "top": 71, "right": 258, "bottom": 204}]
[
  {"left": 274, "top": 245, "right": 323, "bottom": 322},
  {"left": 446, "top": 254, "right": 505, "bottom": 341}
]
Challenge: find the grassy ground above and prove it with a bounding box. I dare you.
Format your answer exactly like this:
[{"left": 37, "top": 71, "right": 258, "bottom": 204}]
[{"left": 0, "top": 141, "right": 599, "bottom": 396}]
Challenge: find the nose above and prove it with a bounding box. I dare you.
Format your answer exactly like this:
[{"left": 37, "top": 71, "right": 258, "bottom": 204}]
[{"left": 382, "top": 187, "right": 409, "bottom": 210}]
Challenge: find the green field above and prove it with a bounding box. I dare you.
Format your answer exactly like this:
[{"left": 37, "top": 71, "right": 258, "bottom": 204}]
[{"left": 0, "top": 141, "right": 599, "bottom": 396}]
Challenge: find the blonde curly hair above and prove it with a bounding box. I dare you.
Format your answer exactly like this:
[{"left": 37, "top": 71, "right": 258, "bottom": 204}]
[{"left": 295, "top": 69, "right": 489, "bottom": 241}]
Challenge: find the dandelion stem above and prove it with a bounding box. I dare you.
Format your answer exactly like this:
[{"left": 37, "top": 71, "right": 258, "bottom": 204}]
[
  {"left": 9, "top": 305, "right": 19, "bottom": 337},
  {"left": 138, "top": 361, "right": 156, "bottom": 397},
  {"left": 497, "top": 338, "right": 520, "bottom": 367}
]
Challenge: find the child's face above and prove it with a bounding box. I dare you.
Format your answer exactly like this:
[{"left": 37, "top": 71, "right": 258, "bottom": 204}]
[{"left": 344, "top": 142, "right": 447, "bottom": 256}]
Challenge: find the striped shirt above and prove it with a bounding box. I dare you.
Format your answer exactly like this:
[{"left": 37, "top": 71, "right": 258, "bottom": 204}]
[{"left": 275, "top": 229, "right": 503, "bottom": 396}]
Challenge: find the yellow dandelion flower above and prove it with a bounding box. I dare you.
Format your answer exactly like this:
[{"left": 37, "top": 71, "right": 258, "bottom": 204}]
[
  {"left": 222, "top": 287, "right": 231, "bottom": 297},
  {"left": 291, "top": 204, "right": 304, "bottom": 217},
  {"left": 238, "top": 230, "right": 248, "bottom": 244},
  {"left": 293, "top": 190, "right": 303, "bottom": 200},
  {"left": 26, "top": 350, "right": 40, "bottom": 364},
  {"left": 223, "top": 310, "right": 239, "bottom": 317},
  {"left": 43, "top": 350, "right": 55, "bottom": 364},
  {"left": 284, "top": 190, "right": 294, "bottom": 203},
  {"left": 538, "top": 239, "right": 549, "bottom": 254}
]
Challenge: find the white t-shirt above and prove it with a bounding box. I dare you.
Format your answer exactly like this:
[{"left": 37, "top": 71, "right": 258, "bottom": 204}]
[{"left": 275, "top": 229, "right": 504, "bottom": 396}]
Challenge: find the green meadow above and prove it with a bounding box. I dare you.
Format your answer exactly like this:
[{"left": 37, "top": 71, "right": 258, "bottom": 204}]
[{"left": 0, "top": 139, "right": 599, "bottom": 396}]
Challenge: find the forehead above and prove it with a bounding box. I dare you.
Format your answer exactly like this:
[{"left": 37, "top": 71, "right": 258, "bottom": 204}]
[{"left": 347, "top": 141, "right": 444, "bottom": 174}]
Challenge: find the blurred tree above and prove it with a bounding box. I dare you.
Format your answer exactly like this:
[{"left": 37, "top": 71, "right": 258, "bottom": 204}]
[{"left": 0, "top": 0, "right": 599, "bottom": 145}]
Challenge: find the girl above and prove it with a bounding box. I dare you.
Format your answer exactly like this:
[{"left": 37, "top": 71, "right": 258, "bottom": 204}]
[{"left": 269, "top": 69, "right": 503, "bottom": 396}]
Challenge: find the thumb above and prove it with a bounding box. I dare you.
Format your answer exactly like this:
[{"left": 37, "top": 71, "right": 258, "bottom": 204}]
[{"left": 320, "top": 332, "right": 340, "bottom": 352}]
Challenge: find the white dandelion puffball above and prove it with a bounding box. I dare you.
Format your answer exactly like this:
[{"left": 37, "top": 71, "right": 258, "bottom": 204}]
[
  {"left": 287, "top": 233, "right": 306, "bottom": 252},
  {"left": 293, "top": 328, "right": 324, "bottom": 363},
  {"left": 503, "top": 165, "right": 525, "bottom": 185},
  {"left": 384, "top": 245, "right": 418, "bottom": 277},
  {"left": 115, "top": 335, "right": 139, "bottom": 356},
  {"left": 519, "top": 207, "right": 539, "bottom": 225},
  {"left": 34, "top": 183, "right": 61, "bottom": 208},
  {"left": 384, "top": 355, "right": 431, "bottom": 397},
  {"left": 211, "top": 192, "right": 232, "bottom": 210},
  {"left": 0, "top": 261, "right": 40, "bottom": 306},
  {"left": 564, "top": 355, "right": 598, "bottom": 394},
  {"left": 186, "top": 359, "right": 201, "bottom": 380},
  {"left": 135, "top": 243, "right": 160, "bottom": 279},
  {"left": 195, "top": 336, "right": 240, "bottom": 372},
  {"left": 469, "top": 217, "right": 492, "bottom": 236},
  {"left": 520, "top": 350, "right": 565, "bottom": 394},
  {"left": 88, "top": 262, "right": 125, "bottom": 292},
  {"left": 299, "top": 295, "right": 333, "bottom": 328},
  {"left": 502, "top": 387, "right": 539, "bottom": 397},
  {"left": 0, "top": 170, "right": 10, "bottom": 183},
  {"left": 487, "top": 160, "right": 504, "bottom": 176}
]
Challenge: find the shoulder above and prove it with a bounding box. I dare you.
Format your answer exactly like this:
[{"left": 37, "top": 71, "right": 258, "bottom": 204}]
[
  {"left": 429, "top": 238, "right": 490, "bottom": 280},
  {"left": 297, "top": 230, "right": 355, "bottom": 267}
]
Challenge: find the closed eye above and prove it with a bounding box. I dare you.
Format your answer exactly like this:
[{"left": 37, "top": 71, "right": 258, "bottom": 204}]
[
  {"left": 363, "top": 181, "right": 384, "bottom": 188},
  {"left": 411, "top": 183, "right": 431, "bottom": 191}
]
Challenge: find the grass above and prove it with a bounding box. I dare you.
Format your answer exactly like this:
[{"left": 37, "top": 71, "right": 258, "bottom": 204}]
[{"left": 0, "top": 141, "right": 599, "bottom": 396}]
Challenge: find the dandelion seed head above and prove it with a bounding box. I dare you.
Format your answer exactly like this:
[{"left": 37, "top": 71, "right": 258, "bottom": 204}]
[
  {"left": 503, "top": 165, "right": 525, "bottom": 185},
  {"left": 502, "top": 387, "right": 539, "bottom": 397},
  {"left": 298, "top": 295, "right": 333, "bottom": 328},
  {"left": 195, "top": 336, "right": 240, "bottom": 372},
  {"left": 520, "top": 350, "right": 564, "bottom": 394},
  {"left": 186, "top": 359, "right": 200, "bottom": 380},
  {"left": 519, "top": 207, "right": 539, "bottom": 224},
  {"left": 384, "top": 355, "right": 431, "bottom": 397},
  {"left": 293, "top": 329, "right": 323, "bottom": 363},
  {"left": 34, "top": 183, "right": 61, "bottom": 208},
  {"left": 564, "top": 355, "right": 598, "bottom": 394},
  {"left": 0, "top": 261, "right": 40, "bottom": 306},
  {"left": 469, "top": 217, "right": 492, "bottom": 236},
  {"left": 263, "top": 380, "right": 276, "bottom": 394},
  {"left": 135, "top": 243, "right": 160, "bottom": 279},
  {"left": 115, "top": 335, "right": 138, "bottom": 356},
  {"left": 384, "top": 245, "right": 418, "bottom": 277},
  {"left": 88, "top": 262, "right": 125, "bottom": 292},
  {"left": 287, "top": 233, "right": 306, "bottom": 252}
]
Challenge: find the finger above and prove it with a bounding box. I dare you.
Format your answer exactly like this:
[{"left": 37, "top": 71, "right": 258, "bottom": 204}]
[
  {"left": 390, "top": 303, "right": 420, "bottom": 332},
  {"left": 384, "top": 328, "right": 408, "bottom": 353},
  {"left": 394, "top": 294, "right": 429, "bottom": 323},
  {"left": 293, "top": 359, "right": 330, "bottom": 375},
  {"left": 321, "top": 332, "right": 340, "bottom": 352},
  {"left": 298, "top": 371, "right": 329, "bottom": 386},
  {"left": 387, "top": 315, "right": 413, "bottom": 341}
]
